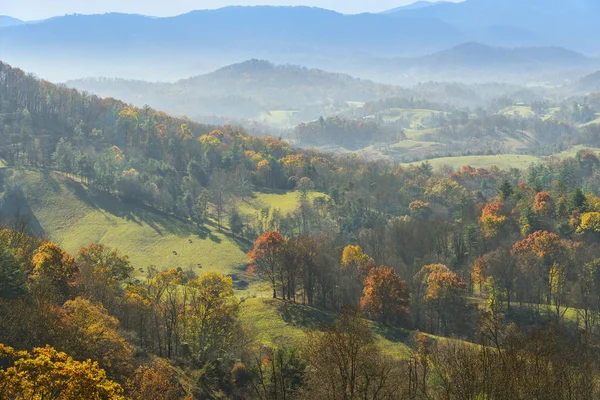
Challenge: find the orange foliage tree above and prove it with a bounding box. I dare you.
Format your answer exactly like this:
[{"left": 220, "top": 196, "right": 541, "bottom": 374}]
[
  {"left": 126, "top": 359, "right": 189, "bottom": 400},
  {"left": 532, "top": 191, "right": 555, "bottom": 218},
  {"left": 512, "top": 230, "right": 575, "bottom": 316},
  {"left": 248, "top": 231, "right": 286, "bottom": 298},
  {"left": 360, "top": 266, "right": 409, "bottom": 325},
  {"left": 479, "top": 202, "right": 508, "bottom": 238},
  {"left": 417, "top": 264, "right": 468, "bottom": 335}
]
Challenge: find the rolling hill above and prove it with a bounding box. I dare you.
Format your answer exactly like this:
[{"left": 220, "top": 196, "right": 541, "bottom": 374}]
[
  {"left": 579, "top": 70, "right": 600, "bottom": 92},
  {"left": 66, "top": 59, "right": 408, "bottom": 123}
]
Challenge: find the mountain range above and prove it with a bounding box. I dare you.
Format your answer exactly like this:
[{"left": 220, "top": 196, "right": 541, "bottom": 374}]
[
  {"left": 1, "top": 1, "right": 600, "bottom": 84},
  {"left": 385, "top": 0, "right": 600, "bottom": 52}
]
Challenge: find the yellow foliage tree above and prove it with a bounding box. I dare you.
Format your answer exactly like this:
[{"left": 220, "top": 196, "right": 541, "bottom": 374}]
[
  {"left": 577, "top": 212, "right": 600, "bottom": 234},
  {"left": 61, "top": 297, "right": 135, "bottom": 381},
  {"left": 340, "top": 245, "right": 370, "bottom": 271},
  {"left": 0, "top": 344, "right": 124, "bottom": 399},
  {"left": 32, "top": 241, "right": 78, "bottom": 297}
]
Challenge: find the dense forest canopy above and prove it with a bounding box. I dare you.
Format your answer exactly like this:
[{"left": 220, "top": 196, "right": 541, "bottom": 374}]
[{"left": 4, "top": 44, "right": 600, "bottom": 399}]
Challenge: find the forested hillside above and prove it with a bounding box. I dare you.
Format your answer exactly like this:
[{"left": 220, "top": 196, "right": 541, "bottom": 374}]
[{"left": 4, "top": 60, "right": 600, "bottom": 398}]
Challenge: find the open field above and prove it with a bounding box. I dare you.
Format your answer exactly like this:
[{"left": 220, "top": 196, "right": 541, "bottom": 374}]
[
  {"left": 237, "top": 191, "right": 327, "bottom": 217},
  {"left": 403, "top": 154, "right": 541, "bottom": 170},
  {"left": 499, "top": 105, "right": 535, "bottom": 118},
  {"left": 258, "top": 110, "right": 298, "bottom": 127},
  {"left": 2, "top": 168, "right": 249, "bottom": 278},
  {"left": 368, "top": 108, "right": 444, "bottom": 129}
]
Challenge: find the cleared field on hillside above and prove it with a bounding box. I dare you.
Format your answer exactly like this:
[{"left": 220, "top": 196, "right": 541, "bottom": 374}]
[
  {"left": 403, "top": 154, "right": 541, "bottom": 170},
  {"left": 3, "top": 169, "right": 248, "bottom": 278},
  {"left": 368, "top": 108, "right": 444, "bottom": 129},
  {"left": 237, "top": 191, "right": 327, "bottom": 216},
  {"left": 258, "top": 110, "right": 298, "bottom": 127},
  {"left": 240, "top": 297, "right": 414, "bottom": 357},
  {"left": 499, "top": 105, "right": 535, "bottom": 118}
]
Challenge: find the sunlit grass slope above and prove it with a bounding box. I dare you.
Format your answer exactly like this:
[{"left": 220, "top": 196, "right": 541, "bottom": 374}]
[
  {"left": 3, "top": 168, "right": 248, "bottom": 278},
  {"left": 237, "top": 191, "right": 327, "bottom": 216},
  {"left": 240, "top": 297, "right": 413, "bottom": 358}
]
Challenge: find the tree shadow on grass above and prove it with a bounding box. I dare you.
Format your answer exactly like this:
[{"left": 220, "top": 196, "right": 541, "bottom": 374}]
[
  {"left": 41, "top": 169, "right": 62, "bottom": 193},
  {"left": 371, "top": 323, "right": 413, "bottom": 345},
  {"left": 228, "top": 272, "right": 249, "bottom": 290},
  {"left": 276, "top": 301, "right": 336, "bottom": 330},
  {"left": 64, "top": 177, "right": 207, "bottom": 238}
]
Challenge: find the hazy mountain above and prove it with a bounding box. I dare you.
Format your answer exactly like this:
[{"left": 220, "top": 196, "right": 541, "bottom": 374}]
[
  {"left": 0, "top": 7, "right": 463, "bottom": 82},
  {"left": 66, "top": 59, "right": 408, "bottom": 123},
  {"left": 0, "top": 16, "right": 22, "bottom": 27},
  {"left": 386, "top": 0, "right": 600, "bottom": 53},
  {"left": 579, "top": 70, "right": 600, "bottom": 92},
  {"left": 360, "top": 43, "right": 600, "bottom": 85},
  {"left": 4, "top": 2, "right": 598, "bottom": 84},
  {"left": 414, "top": 43, "right": 594, "bottom": 69}
]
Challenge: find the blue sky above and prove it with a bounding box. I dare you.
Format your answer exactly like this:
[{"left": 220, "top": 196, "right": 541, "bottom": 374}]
[{"left": 1, "top": 0, "right": 458, "bottom": 20}]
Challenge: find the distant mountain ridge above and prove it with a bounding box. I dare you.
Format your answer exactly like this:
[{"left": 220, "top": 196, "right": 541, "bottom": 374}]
[
  {"left": 0, "top": 6, "right": 463, "bottom": 81},
  {"left": 0, "top": 16, "right": 22, "bottom": 27},
  {"left": 386, "top": 0, "right": 600, "bottom": 53},
  {"left": 1, "top": 3, "right": 599, "bottom": 83},
  {"left": 355, "top": 42, "right": 600, "bottom": 84},
  {"left": 382, "top": 1, "right": 450, "bottom": 13}
]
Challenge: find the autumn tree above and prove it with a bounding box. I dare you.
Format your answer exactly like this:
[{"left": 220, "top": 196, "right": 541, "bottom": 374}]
[
  {"left": 0, "top": 344, "right": 124, "bottom": 399},
  {"left": 409, "top": 200, "right": 432, "bottom": 220},
  {"left": 340, "top": 244, "right": 373, "bottom": 307},
  {"left": 416, "top": 264, "right": 469, "bottom": 335},
  {"left": 148, "top": 268, "right": 184, "bottom": 358},
  {"left": 479, "top": 202, "right": 508, "bottom": 239},
  {"left": 305, "top": 309, "right": 408, "bottom": 400},
  {"left": 77, "top": 243, "right": 133, "bottom": 311},
  {"left": 126, "top": 359, "right": 189, "bottom": 400},
  {"left": 360, "top": 266, "right": 409, "bottom": 325},
  {"left": 472, "top": 248, "right": 518, "bottom": 310},
  {"left": 533, "top": 191, "right": 555, "bottom": 218},
  {"left": 186, "top": 272, "right": 240, "bottom": 363},
  {"left": 512, "top": 231, "right": 575, "bottom": 318},
  {"left": 60, "top": 297, "right": 135, "bottom": 381},
  {"left": 32, "top": 241, "right": 78, "bottom": 299},
  {"left": 248, "top": 231, "right": 286, "bottom": 298}
]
